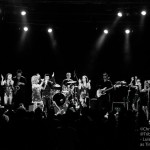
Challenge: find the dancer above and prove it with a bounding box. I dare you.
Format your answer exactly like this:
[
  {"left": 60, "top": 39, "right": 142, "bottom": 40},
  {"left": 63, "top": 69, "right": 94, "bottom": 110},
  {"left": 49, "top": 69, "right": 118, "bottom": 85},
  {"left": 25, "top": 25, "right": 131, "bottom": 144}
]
[
  {"left": 78, "top": 75, "right": 91, "bottom": 108},
  {"left": 1, "top": 73, "right": 14, "bottom": 108},
  {"left": 31, "top": 74, "right": 44, "bottom": 111}
]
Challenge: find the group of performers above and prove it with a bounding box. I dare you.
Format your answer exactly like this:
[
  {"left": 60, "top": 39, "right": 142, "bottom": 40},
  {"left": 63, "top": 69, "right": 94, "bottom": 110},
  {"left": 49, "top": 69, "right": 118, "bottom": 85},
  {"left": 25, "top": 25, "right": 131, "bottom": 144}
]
[
  {"left": 0, "top": 70, "right": 26, "bottom": 109},
  {"left": 96, "top": 73, "right": 150, "bottom": 120},
  {"left": 0, "top": 70, "right": 91, "bottom": 116},
  {"left": 0, "top": 70, "right": 150, "bottom": 119}
]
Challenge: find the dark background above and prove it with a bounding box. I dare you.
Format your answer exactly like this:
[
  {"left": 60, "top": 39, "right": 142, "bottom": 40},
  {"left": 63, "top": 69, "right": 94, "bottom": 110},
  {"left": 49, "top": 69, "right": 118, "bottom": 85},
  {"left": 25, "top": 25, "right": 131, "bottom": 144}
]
[{"left": 1, "top": 0, "right": 150, "bottom": 98}]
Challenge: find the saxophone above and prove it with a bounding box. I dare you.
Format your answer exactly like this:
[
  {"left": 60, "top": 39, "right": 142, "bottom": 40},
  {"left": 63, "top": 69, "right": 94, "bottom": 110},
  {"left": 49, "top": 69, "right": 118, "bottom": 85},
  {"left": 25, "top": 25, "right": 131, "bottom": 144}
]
[{"left": 14, "top": 80, "right": 20, "bottom": 94}]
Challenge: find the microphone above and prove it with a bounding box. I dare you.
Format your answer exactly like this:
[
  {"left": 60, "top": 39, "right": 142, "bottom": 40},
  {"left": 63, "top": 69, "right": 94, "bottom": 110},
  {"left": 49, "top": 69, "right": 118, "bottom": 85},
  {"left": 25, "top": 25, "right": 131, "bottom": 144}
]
[
  {"left": 52, "top": 72, "right": 54, "bottom": 77},
  {"left": 74, "top": 70, "right": 76, "bottom": 78}
]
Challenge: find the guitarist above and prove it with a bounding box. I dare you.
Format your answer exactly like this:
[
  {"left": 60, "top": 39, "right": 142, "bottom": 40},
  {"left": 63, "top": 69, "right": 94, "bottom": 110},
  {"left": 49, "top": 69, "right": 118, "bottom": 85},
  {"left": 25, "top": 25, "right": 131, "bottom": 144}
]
[
  {"left": 96, "top": 72, "right": 113, "bottom": 113},
  {"left": 13, "top": 69, "right": 27, "bottom": 109}
]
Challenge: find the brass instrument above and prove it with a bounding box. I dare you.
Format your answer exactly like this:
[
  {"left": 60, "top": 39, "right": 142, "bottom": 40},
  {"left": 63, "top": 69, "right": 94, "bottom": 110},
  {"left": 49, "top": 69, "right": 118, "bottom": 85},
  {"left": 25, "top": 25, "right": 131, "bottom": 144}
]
[
  {"left": 14, "top": 81, "right": 20, "bottom": 94},
  {"left": 15, "top": 85, "right": 20, "bottom": 90}
]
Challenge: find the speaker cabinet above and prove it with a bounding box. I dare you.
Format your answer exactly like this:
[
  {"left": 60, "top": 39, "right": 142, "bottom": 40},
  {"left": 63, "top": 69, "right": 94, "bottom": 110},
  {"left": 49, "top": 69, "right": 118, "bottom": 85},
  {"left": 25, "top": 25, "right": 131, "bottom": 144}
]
[{"left": 112, "top": 102, "right": 127, "bottom": 112}]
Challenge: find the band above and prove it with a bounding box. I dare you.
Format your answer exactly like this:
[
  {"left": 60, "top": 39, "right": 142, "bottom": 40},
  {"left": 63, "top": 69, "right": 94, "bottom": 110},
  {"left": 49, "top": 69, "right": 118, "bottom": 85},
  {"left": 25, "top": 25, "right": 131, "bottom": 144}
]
[{"left": 0, "top": 70, "right": 150, "bottom": 121}]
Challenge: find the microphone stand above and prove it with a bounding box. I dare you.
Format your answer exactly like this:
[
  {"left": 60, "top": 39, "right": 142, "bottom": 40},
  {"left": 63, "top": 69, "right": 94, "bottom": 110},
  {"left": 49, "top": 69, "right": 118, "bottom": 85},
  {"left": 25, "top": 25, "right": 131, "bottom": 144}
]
[
  {"left": 73, "top": 70, "right": 80, "bottom": 112},
  {"left": 74, "top": 70, "right": 78, "bottom": 82},
  {"left": 147, "top": 87, "right": 149, "bottom": 121},
  {"left": 127, "top": 79, "right": 133, "bottom": 111}
]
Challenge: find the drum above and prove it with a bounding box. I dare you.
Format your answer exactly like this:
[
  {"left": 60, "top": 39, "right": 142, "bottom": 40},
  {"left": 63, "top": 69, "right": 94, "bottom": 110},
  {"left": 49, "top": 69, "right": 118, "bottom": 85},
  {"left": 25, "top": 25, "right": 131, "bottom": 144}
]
[
  {"left": 53, "top": 93, "right": 66, "bottom": 106},
  {"left": 52, "top": 84, "right": 61, "bottom": 95},
  {"left": 62, "top": 90, "right": 70, "bottom": 97}
]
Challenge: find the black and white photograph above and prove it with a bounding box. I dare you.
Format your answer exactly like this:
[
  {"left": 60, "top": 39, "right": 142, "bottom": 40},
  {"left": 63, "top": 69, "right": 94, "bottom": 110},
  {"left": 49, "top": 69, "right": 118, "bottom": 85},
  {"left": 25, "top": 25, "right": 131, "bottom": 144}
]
[{"left": 0, "top": 0, "right": 150, "bottom": 150}]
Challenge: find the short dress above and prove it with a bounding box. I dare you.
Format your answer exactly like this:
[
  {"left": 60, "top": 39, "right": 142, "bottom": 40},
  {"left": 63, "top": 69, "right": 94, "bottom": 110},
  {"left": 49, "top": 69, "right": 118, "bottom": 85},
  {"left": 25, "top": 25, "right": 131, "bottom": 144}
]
[{"left": 32, "top": 84, "right": 42, "bottom": 102}]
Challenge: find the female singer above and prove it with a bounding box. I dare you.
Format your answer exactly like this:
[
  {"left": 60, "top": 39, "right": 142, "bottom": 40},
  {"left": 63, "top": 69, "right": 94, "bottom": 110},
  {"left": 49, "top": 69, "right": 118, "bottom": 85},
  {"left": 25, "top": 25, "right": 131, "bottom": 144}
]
[
  {"left": 31, "top": 75, "right": 44, "bottom": 111},
  {"left": 1, "top": 73, "right": 14, "bottom": 107},
  {"left": 78, "top": 75, "right": 91, "bottom": 108},
  {"left": 140, "top": 80, "right": 150, "bottom": 121},
  {"left": 132, "top": 78, "right": 142, "bottom": 111},
  {"left": 128, "top": 76, "right": 142, "bottom": 111}
]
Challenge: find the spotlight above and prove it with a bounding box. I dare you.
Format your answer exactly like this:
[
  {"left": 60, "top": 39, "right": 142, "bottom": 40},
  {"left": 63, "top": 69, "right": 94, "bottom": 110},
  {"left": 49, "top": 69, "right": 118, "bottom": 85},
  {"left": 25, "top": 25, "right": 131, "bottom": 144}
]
[
  {"left": 117, "top": 12, "right": 123, "bottom": 17},
  {"left": 23, "top": 26, "right": 28, "bottom": 31},
  {"left": 104, "top": 29, "right": 109, "bottom": 34},
  {"left": 21, "top": 10, "right": 26, "bottom": 16},
  {"left": 125, "top": 29, "right": 130, "bottom": 34},
  {"left": 48, "top": 28, "right": 52, "bottom": 33},
  {"left": 141, "top": 10, "right": 147, "bottom": 16}
]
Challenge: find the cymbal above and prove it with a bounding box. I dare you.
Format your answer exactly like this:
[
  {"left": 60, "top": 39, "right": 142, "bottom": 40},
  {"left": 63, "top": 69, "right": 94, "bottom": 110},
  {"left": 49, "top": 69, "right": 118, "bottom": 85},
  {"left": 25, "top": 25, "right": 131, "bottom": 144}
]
[
  {"left": 121, "top": 81, "right": 127, "bottom": 84},
  {"left": 115, "top": 81, "right": 121, "bottom": 84},
  {"left": 62, "top": 90, "right": 69, "bottom": 93},
  {"left": 53, "top": 84, "right": 61, "bottom": 88},
  {"left": 74, "top": 86, "right": 78, "bottom": 87},
  {"left": 67, "top": 81, "right": 77, "bottom": 84}
]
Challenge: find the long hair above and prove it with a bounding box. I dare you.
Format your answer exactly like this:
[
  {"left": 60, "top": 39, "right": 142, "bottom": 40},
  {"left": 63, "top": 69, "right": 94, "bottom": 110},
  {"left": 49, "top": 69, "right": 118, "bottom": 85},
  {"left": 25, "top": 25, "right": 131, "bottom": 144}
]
[
  {"left": 5, "top": 73, "right": 12, "bottom": 80},
  {"left": 82, "top": 75, "right": 88, "bottom": 83},
  {"left": 31, "top": 75, "right": 38, "bottom": 84}
]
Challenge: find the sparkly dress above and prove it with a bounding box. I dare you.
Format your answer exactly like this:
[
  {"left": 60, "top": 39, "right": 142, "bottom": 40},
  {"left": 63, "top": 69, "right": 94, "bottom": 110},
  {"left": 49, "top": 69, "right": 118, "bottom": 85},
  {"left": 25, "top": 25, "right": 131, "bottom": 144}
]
[
  {"left": 5, "top": 80, "right": 13, "bottom": 97},
  {"left": 32, "top": 84, "right": 42, "bottom": 102}
]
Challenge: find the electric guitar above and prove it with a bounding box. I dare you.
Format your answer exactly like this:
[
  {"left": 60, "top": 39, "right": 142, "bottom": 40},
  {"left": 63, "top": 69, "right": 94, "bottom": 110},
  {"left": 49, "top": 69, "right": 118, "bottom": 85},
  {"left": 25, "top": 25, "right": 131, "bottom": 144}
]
[{"left": 96, "top": 83, "right": 120, "bottom": 98}]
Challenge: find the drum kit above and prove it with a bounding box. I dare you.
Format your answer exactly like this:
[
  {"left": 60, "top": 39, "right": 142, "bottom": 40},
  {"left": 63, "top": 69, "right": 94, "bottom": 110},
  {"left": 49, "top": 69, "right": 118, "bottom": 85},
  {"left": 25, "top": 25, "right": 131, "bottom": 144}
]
[{"left": 51, "top": 80, "right": 80, "bottom": 115}]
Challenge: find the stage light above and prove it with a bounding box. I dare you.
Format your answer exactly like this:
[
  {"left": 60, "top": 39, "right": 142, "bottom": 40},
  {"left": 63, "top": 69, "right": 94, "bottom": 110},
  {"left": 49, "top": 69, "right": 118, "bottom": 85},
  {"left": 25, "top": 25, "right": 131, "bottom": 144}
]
[
  {"left": 117, "top": 12, "right": 123, "bottom": 17},
  {"left": 21, "top": 10, "right": 26, "bottom": 16},
  {"left": 23, "top": 26, "right": 28, "bottom": 31},
  {"left": 125, "top": 29, "right": 130, "bottom": 34},
  {"left": 48, "top": 28, "right": 52, "bottom": 33},
  {"left": 141, "top": 10, "right": 147, "bottom": 16},
  {"left": 103, "top": 29, "right": 109, "bottom": 34}
]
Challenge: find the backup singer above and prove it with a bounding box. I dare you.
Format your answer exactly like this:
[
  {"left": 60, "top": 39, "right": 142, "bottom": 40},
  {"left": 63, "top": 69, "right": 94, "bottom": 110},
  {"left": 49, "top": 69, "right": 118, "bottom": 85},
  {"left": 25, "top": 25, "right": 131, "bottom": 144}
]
[
  {"left": 78, "top": 75, "right": 91, "bottom": 108},
  {"left": 1, "top": 73, "right": 14, "bottom": 107},
  {"left": 128, "top": 76, "right": 142, "bottom": 111},
  {"left": 133, "top": 78, "right": 142, "bottom": 111},
  {"left": 140, "top": 80, "right": 150, "bottom": 121},
  {"left": 31, "top": 75, "right": 44, "bottom": 111},
  {"left": 13, "top": 69, "right": 26, "bottom": 109}
]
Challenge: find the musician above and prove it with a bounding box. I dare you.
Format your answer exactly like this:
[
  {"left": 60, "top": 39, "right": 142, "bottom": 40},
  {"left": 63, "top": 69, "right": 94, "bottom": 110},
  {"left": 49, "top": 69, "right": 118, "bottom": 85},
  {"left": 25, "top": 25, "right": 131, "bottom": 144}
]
[
  {"left": 140, "top": 80, "right": 149, "bottom": 121},
  {"left": 42, "top": 73, "right": 55, "bottom": 114},
  {"left": 62, "top": 72, "right": 73, "bottom": 89},
  {"left": 78, "top": 75, "right": 91, "bottom": 108},
  {"left": 128, "top": 76, "right": 142, "bottom": 111},
  {"left": 133, "top": 78, "right": 142, "bottom": 111},
  {"left": 0, "top": 75, "right": 4, "bottom": 106},
  {"left": 13, "top": 69, "right": 26, "bottom": 109},
  {"left": 31, "top": 75, "right": 44, "bottom": 111},
  {"left": 61, "top": 72, "right": 74, "bottom": 96},
  {"left": 96, "top": 72, "right": 113, "bottom": 113},
  {"left": 1, "top": 73, "right": 14, "bottom": 108}
]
